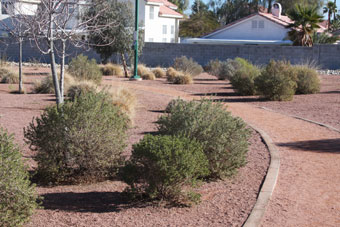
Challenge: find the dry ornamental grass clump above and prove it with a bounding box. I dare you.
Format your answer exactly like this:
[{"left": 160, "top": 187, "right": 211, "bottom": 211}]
[
  {"left": 0, "top": 67, "right": 19, "bottom": 84},
  {"left": 152, "top": 67, "right": 166, "bottom": 78},
  {"left": 141, "top": 71, "right": 156, "bottom": 80},
  {"left": 33, "top": 73, "right": 76, "bottom": 94},
  {"left": 101, "top": 63, "right": 124, "bottom": 77},
  {"left": 166, "top": 67, "right": 193, "bottom": 84}
]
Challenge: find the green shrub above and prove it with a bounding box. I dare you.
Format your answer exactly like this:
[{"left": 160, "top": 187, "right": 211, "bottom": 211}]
[
  {"left": 173, "top": 73, "right": 193, "bottom": 84},
  {"left": 67, "top": 54, "right": 102, "bottom": 84},
  {"left": 218, "top": 59, "right": 242, "bottom": 80},
  {"left": 33, "top": 73, "right": 76, "bottom": 94},
  {"left": 0, "top": 127, "right": 39, "bottom": 226},
  {"left": 0, "top": 67, "right": 19, "bottom": 84},
  {"left": 230, "top": 58, "right": 260, "bottom": 95},
  {"left": 157, "top": 99, "right": 250, "bottom": 179},
  {"left": 293, "top": 65, "right": 320, "bottom": 94},
  {"left": 255, "top": 60, "right": 297, "bottom": 101},
  {"left": 165, "top": 98, "right": 186, "bottom": 113},
  {"left": 101, "top": 63, "right": 123, "bottom": 77},
  {"left": 67, "top": 80, "right": 98, "bottom": 101},
  {"left": 152, "top": 67, "right": 166, "bottom": 78},
  {"left": 205, "top": 59, "right": 222, "bottom": 77},
  {"left": 24, "top": 91, "right": 129, "bottom": 184},
  {"left": 173, "top": 56, "right": 203, "bottom": 77},
  {"left": 121, "top": 134, "right": 209, "bottom": 205}
]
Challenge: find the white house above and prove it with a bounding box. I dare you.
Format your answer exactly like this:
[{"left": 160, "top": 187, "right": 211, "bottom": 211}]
[
  {"left": 184, "top": 3, "right": 326, "bottom": 45},
  {"left": 123, "top": 0, "right": 183, "bottom": 43},
  {"left": 0, "top": 0, "right": 183, "bottom": 43}
]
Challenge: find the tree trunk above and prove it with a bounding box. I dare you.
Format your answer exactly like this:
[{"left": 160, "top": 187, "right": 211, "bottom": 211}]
[
  {"left": 334, "top": 0, "right": 337, "bottom": 20},
  {"left": 121, "top": 53, "right": 129, "bottom": 78},
  {"left": 268, "top": 0, "right": 272, "bottom": 13},
  {"left": 59, "top": 40, "right": 66, "bottom": 103},
  {"left": 18, "top": 37, "right": 23, "bottom": 94},
  {"left": 49, "top": 13, "right": 62, "bottom": 106}
]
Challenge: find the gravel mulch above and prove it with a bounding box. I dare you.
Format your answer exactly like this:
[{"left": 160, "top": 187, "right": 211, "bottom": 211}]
[{"left": 0, "top": 68, "right": 269, "bottom": 227}]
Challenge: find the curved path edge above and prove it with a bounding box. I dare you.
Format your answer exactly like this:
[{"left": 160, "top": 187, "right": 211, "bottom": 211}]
[
  {"left": 259, "top": 107, "right": 340, "bottom": 133},
  {"left": 243, "top": 123, "right": 280, "bottom": 227}
]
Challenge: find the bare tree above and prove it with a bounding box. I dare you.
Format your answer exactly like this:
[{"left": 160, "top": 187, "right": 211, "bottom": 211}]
[
  {"left": 6, "top": 0, "right": 118, "bottom": 105},
  {"left": 0, "top": 2, "right": 33, "bottom": 94}
]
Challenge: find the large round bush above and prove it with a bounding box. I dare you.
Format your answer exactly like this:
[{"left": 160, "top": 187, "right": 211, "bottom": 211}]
[
  {"left": 255, "top": 60, "right": 297, "bottom": 101},
  {"left": 24, "top": 91, "right": 129, "bottom": 184},
  {"left": 0, "top": 127, "right": 39, "bottom": 226},
  {"left": 157, "top": 99, "right": 250, "bottom": 179},
  {"left": 67, "top": 54, "right": 102, "bottom": 84},
  {"left": 121, "top": 134, "right": 209, "bottom": 205},
  {"left": 293, "top": 65, "right": 320, "bottom": 94},
  {"left": 230, "top": 58, "right": 260, "bottom": 95}
]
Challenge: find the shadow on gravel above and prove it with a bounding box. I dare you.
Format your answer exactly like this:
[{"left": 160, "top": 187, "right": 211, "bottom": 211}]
[
  {"left": 41, "top": 191, "right": 149, "bottom": 213},
  {"left": 319, "top": 90, "right": 340, "bottom": 94},
  {"left": 277, "top": 139, "right": 340, "bottom": 153},
  {"left": 194, "top": 92, "right": 240, "bottom": 97}
]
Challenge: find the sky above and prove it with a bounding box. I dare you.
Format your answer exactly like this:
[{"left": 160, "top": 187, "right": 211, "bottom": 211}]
[{"left": 184, "top": 0, "right": 340, "bottom": 18}]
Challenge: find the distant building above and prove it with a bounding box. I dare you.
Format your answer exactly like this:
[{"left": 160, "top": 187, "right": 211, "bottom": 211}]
[
  {"left": 183, "top": 3, "right": 327, "bottom": 45},
  {"left": 0, "top": 0, "right": 183, "bottom": 43}
]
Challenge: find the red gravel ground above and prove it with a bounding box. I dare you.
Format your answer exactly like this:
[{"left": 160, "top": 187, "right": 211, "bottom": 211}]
[
  {"left": 1, "top": 67, "right": 269, "bottom": 227},
  {"left": 0, "top": 67, "right": 339, "bottom": 226}
]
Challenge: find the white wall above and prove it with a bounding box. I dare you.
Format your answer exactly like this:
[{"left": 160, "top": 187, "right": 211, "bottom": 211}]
[
  {"left": 144, "top": 5, "right": 176, "bottom": 43},
  {"left": 208, "top": 15, "right": 289, "bottom": 40}
]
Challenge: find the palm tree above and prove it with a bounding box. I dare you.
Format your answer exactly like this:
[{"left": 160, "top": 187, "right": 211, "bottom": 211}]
[
  {"left": 286, "top": 4, "right": 323, "bottom": 47},
  {"left": 323, "top": 1, "right": 337, "bottom": 29}
]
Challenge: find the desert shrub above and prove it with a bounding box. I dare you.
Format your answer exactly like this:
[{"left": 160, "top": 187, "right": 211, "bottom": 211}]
[
  {"left": 173, "top": 56, "right": 203, "bottom": 77},
  {"left": 205, "top": 59, "right": 222, "bottom": 77},
  {"left": 230, "top": 58, "right": 260, "bottom": 95},
  {"left": 24, "top": 91, "right": 129, "bottom": 184},
  {"left": 67, "top": 80, "right": 98, "bottom": 101},
  {"left": 141, "top": 71, "right": 156, "bottom": 80},
  {"left": 157, "top": 99, "right": 250, "bottom": 179},
  {"left": 293, "top": 65, "right": 320, "bottom": 94},
  {"left": 173, "top": 73, "right": 193, "bottom": 84},
  {"left": 0, "top": 127, "right": 39, "bottom": 227},
  {"left": 166, "top": 67, "right": 178, "bottom": 82},
  {"left": 136, "top": 64, "right": 149, "bottom": 76},
  {"left": 105, "top": 86, "right": 137, "bottom": 122},
  {"left": 67, "top": 54, "right": 102, "bottom": 84},
  {"left": 217, "top": 59, "right": 242, "bottom": 80},
  {"left": 33, "top": 73, "right": 75, "bottom": 94},
  {"left": 255, "top": 60, "right": 297, "bottom": 101},
  {"left": 121, "top": 134, "right": 209, "bottom": 205},
  {"left": 0, "top": 67, "right": 19, "bottom": 84},
  {"left": 101, "top": 63, "right": 123, "bottom": 77},
  {"left": 165, "top": 98, "right": 186, "bottom": 113},
  {"left": 152, "top": 67, "right": 166, "bottom": 78}
]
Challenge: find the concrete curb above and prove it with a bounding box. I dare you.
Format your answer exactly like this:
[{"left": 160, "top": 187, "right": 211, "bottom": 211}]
[
  {"left": 259, "top": 107, "right": 340, "bottom": 133},
  {"left": 243, "top": 123, "right": 280, "bottom": 227}
]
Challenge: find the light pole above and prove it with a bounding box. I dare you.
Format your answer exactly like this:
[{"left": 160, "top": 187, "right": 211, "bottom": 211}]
[{"left": 130, "top": 0, "right": 142, "bottom": 80}]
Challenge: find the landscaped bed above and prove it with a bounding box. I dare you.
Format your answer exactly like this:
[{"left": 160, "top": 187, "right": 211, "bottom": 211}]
[{"left": 0, "top": 65, "right": 339, "bottom": 226}]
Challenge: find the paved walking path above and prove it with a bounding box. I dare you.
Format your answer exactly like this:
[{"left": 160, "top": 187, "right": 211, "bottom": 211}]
[{"left": 112, "top": 80, "right": 340, "bottom": 227}]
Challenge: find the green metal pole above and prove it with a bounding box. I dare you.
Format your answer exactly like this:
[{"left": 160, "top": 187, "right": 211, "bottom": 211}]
[{"left": 130, "top": 0, "right": 141, "bottom": 80}]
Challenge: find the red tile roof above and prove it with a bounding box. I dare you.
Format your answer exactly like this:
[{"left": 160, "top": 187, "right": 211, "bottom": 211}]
[
  {"left": 146, "top": 0, "right": 177, "bottom": 9},
  {"left": 159, "top": 5, "right": 183, "bottom": 17}
]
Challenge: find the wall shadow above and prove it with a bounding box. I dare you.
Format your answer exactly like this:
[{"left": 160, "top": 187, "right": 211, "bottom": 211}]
[
  {"left": 277, "top": 138, "right": 340, "bottom": 153},
  {"left": 41, "top": 191, "right": 149, "bottom": 213}
]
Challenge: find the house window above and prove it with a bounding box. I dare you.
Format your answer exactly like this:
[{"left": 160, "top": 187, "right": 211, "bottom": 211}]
[
  {"left": 162, "top": 25, "right": 167, "bottom": 34},
  {"left": 149, "top": 6, "right": 154, "bottom": 20},
  {"left": 149, "top": 38, "right": 154, "bottom": 42},
  {"left": 251, "top": 20, "right": 257, "bottom": 29},
  {"left": 171, "top": 25, "right": 174, "bottom": 34},
  {"left": 259, "top": 20, "right": 264, "bottom": 28},
  {"left": 162, "top": 38, "right": 167, "bottom": 42}
]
